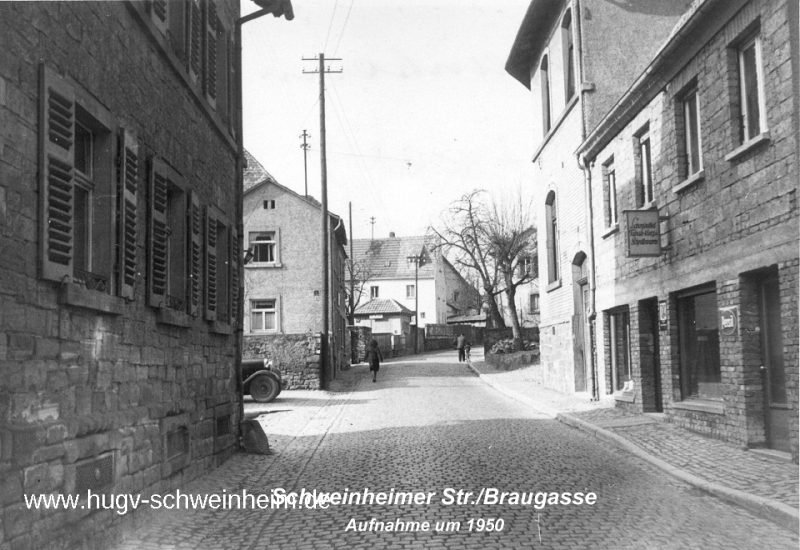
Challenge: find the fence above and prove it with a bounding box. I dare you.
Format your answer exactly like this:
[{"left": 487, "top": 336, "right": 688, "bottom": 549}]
[{"left": 425, "top": 324, "right": 483, "bottom": 347}]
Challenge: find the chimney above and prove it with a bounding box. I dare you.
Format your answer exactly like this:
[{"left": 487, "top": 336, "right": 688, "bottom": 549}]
[{"left": 389, "top": 232, "right": 396, "bottom": 238}]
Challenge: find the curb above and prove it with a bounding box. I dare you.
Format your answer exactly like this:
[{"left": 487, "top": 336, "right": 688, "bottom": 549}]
[{"left": 467, "top": 359, "right": 800, "bottom": 534}]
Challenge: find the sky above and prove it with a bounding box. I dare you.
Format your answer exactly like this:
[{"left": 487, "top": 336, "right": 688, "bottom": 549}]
[{"left": 241, "top": 0, "right": 535, "bottom": 241}]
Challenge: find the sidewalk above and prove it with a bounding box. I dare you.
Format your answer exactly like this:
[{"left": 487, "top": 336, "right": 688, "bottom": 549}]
[{"left": 466, "top": 350, "right": 799, "bottom": 533}]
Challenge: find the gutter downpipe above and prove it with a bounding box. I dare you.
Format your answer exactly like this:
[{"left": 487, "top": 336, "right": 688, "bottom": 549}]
[
  {"left": 573, "top": 0, "right": 599, "bottom": 401},
  {"left": 234, "top": 5, "right": 291, "bottom": 449}
]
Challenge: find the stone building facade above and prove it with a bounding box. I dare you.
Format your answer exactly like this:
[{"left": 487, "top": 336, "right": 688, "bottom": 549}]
[
  {"left": 242, "top": 155, "right": 348, "bottom": 388},
  {"left": 579, "top": 0, "right": 798, "bottom": 460},
  {"left": 0, "top": 1, "right": 264, "bottom": 548},
  {"left": 506, "top": 0, "right": 692, "bottom": 394}
]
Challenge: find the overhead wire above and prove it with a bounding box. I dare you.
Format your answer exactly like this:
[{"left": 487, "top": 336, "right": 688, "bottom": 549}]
[
  {"left": 322, "top": 0, "right": 340, "bottom": 53},
  {"left": 333, "top": 0, "right": 356, "bottom": 58}
]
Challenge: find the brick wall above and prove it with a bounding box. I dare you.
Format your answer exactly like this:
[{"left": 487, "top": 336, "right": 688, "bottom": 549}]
[
  {"left": 0, "top": 2, "right": 243, "bottom": 548},
  {"left": 588, "top": 0, "right": 798, "bottom": 458}
]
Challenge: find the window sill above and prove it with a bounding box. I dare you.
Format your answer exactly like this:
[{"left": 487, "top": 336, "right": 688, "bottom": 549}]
[
  {"left": 546, "top": 279, "right": 562, "bottom": 292},
  {"left": 532, "top": 94, "right": 580, "bottom": 164},
  {"left": 614, "top": 392, "right": 636, "bottom": 403},
  {"left": 672, "top": 399, "right": 724, "bottom": 415},
  {"left": 211, "top": 322, "right": 233, "bottom": 335},
  {"left": 156, "top": 308, "right": 191, "bottom": 327},
  {"left": 601, "top": 224, "right": 619, "bottom": 239},
  {"left": 245, "top": 263, "right": 283, "bottom": 269},
  {"left": 672, "top": 169, "right": 704, "bottom": 194},
  {"left": 59, "top": 285, "right": 124, "bottom": 315},
  {"left": 724, "top": 131, "right": 770, "bottom": 162},
  {"left": 639, "top": 200, "right": 658, "bottom": 211}
]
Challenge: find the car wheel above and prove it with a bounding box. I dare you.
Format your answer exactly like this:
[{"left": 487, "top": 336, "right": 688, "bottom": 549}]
[{"left": 249, "top": 374, "right": 280, "bottom": 403}]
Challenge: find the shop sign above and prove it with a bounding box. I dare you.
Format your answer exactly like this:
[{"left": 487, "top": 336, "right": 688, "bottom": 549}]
[
  {"left": 719, "top": 306, "right": 738, "bottom": 336},
  {"left": 658, "top": 300, "right": 668, "bottom": 331},
  {"left": 624, "top": 210, "right": 661, "bottom": 257},
  {"left": 369, "top": 314, "right": 383, "bottom": 319}
]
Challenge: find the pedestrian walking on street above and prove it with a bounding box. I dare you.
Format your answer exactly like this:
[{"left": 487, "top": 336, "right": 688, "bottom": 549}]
[
  {"left": 368, "top": 339, "right": 383, "bottom": 382},
  {"left": 456, "top": 333, "right": 466, "bottom": 362}
]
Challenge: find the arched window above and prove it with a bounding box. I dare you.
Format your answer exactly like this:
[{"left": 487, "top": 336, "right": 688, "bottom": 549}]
[
  {"left": 562, "top": 10, "right": 575, "bottom": 101},
  {"left": 545, "top": 191, "right": 560, "bottom": 283},
  {"left": 540, "top": 55, "right": 551, "bottom": 134}
]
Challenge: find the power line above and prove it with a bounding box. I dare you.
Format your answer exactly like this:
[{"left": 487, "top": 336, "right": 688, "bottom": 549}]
[
  {"left": 333, "top": 0, "right": 356, "bottom": 57},
  {"left": 322, "top": 0, "right": 340, "bottom": 53}
]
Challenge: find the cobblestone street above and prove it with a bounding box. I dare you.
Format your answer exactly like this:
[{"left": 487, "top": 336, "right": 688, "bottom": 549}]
[{"left": 114, "top": 352, "right": 797, "bottom": 550}]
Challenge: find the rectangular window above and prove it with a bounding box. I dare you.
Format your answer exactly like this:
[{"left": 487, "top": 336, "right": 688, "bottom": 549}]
[
  {"left": 250, "top": 232, "right": 276, "bottom": 263},
  {"left": 609, "top": 310, "right": 631, "bottom": 392},
  {"left": 39, "top": 66, "right": 120, "bottom": 294},
  {"left": 540, "top": 56, "right": 551, "bottom": 134},
  {"left": 738, "top": 35, "right": 765, "bottom": 142},
  {"left": 263, "top": 200, "right": 276, "bottom": 209},
  {"left": 370, "top": 286, "right": 379, "bottom": 299},
  {"left": 453, "top": 291, "right": 460, "bottom": 302},
  {"left": 682, "top": 88, "right": 703, "bottom": 176},
  {"left": 604, "top": 160, "right": 617, "bottom": 226},
  {"left": 406, "top": 285, "right": 415, "bottom": 299},
  {"left": 530, "top": 293, "right": 540, "bottom": 314},
  {"left": 251, "top": 299, "right": 277, "bottom": 332},
  {"left": 638, "top": 132, "right": 654, "bottom": 206},
  {"left": 149, "top": 157, "right": 187, "bottom": 312},
  {"left": 678, "top": 287, "right": 721, "bottom": 400}
]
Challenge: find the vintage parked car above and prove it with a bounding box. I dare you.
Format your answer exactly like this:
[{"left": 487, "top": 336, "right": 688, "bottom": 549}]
[{"left": 242, "top": 358, "right": 283, "bottom": 403}]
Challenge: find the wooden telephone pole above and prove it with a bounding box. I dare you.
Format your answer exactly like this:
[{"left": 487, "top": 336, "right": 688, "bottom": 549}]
[
  {"left": 300, "top": 129, "right": 310, "bottom": 197},
  {"left": 303, "top": 53, "right": 342, "bottom": 382}
]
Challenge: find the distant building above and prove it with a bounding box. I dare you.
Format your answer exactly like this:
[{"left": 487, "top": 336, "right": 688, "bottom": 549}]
[
  {"left": 578, "top": 0, "right": 798, "bottom": 460},
  {"left": 348, "top": 234, "right": 480, "bottom": 329},
  {"left": 506, "top": 0, "right": 689, "bottom": 394},
  {"left": 242, "top": 152, "right": 348, "bottom": 388},
  {"left": 353, "top": 299, "right": 415, "bottom": 355}
]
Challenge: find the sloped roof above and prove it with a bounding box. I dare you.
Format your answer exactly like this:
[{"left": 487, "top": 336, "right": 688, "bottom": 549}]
[
  {"left": 350, "top": 236, "right": 436, "bottom": 280},
  {"left": 244, "top": 150, "right": 275, "bottom": 192},
  {"left": 243, "top": 150, "right": 346, "bottom": 245},
  {"left": 355, "top": 299, "right": 414, "bottom": 316}
]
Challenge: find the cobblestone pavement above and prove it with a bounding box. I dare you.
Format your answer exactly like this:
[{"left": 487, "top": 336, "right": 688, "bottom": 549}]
[
  {"left": 112, "top": 351, "right": 797, "bottom": 550},
  {"left": 468, "top": 349, "right": 800, "bottom": 512}
]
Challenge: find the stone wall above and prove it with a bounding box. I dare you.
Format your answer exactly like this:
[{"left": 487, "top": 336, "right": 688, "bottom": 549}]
[
  {"left": 243, "top": 334, "right": 321, "bottom": 390},
  {"left": 0, "top": 2, "right": 243, "bottom": 549},
  {"left": 347, "top": 325, "right": 371, "bottom": 364}
]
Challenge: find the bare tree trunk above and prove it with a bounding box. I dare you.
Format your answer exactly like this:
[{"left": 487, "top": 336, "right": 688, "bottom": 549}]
[
  {"left": 503, "top": 271, "right": 523, "bottom": 350},
  {"left": 484, "top": 285, "right": 506, "bottom": 328}
]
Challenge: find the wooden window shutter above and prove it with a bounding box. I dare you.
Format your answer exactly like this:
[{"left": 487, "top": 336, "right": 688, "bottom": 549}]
[
  {"left": 188, "top": 191, "right": 202, "bottom": 317},
  {"left": 204, "top": 205, "right": 218, "bottom": 321},
  {"left": 148, "top": 157, "right": 169, "bottom": 308},
  {"left": 229, "top": 227, "right": 239, "bottom": 326},
  {"left": 188, "top": 0, "right": 202, "bottom": 83},
  {"left": 149, "top": 0, "right": 168, "bottom": 36},
  {"left": 204, "top": 0, "right": 218, "bottom": 108},
  {"left": 118, "top": 129, "right": 139, "bottom": 301},
  {"left": 39, "top": 65, "right": 75, "bottom": 282}
]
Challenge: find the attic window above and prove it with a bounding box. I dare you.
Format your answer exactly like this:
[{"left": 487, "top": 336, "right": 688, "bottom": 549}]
[{"left": 263, "top": 200, "right": 275, "bottom": 209}]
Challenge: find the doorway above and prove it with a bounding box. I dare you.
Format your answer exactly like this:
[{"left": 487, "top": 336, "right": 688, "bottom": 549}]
[
  {"left": 758, "top": 271, "right": 790, "bottom": 452},
  {"left": 572, "top": 253, "right": 589, "bottom": 392}
]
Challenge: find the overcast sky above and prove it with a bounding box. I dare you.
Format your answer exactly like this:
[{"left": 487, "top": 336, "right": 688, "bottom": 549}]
[{"left": 241, "top": 0, "right": 535, "bottom": 241}]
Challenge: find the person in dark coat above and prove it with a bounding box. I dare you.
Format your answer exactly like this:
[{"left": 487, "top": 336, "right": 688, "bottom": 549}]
[
  {"left": 368, "top": 339, "right": 383, "bottom": 382},
  {"left": 456, "top": 333, "right": 466, "bottom": 362}
]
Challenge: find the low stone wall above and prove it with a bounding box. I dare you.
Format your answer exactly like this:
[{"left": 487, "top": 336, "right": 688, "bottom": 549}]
[
  {"left": 243, "top": 333, "right": 322, "bottom": 390},
  {"left": 484, "top": 350, "right": 541, "bottom": 371}
]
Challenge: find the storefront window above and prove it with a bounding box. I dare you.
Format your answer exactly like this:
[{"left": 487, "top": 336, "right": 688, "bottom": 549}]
[
  {"left": 678, "top": 288, "right": 721, "bottom": 399},
  {"left": 609, "top": 310, "right": 631, "bottom": 392}
]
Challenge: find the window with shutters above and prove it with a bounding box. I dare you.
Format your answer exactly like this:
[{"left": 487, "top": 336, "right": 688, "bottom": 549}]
[
  {"left": 148, "top": 158, "right": 188, "bottom": 314},
  {"left": 205, "top": 207, "right": 235, "bottom": 327},
  {"left": 204, "top": 0, "right": 218, "bottom": 108},
  {"left": 39, "top": 65, "right": 120, "bottom": 298}
]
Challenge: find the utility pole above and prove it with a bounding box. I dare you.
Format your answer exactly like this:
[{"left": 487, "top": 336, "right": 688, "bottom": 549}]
[
  {"left": 300, "top": 130, "right": 311, "bottom": 197},
  {"left": 303, "top": 53, "right": 342, "bottom": 383},
  {"left": 348, "top": 202, "right": 355, "bottom": 325},
  {"left": 370, "top": 216, "right": 376, "bottom": 241}
]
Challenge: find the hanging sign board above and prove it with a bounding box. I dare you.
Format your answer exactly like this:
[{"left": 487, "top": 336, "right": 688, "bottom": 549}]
[
  {"left": 719, "top": 306, "right": 738, "bottom": 336},
  {"left": 623, "top": 210, "right": 661, "bottom": 257}
]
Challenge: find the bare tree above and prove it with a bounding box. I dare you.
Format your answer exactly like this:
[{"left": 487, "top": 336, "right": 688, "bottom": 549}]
[
  {"left": 485, "top": 193, "right": 538, "bottom": 351},
  {"left": 345, "top": 258, "right": 376, "bottom": 324},
  {"left": 427, "top": 190, "right": 506, "bottom": 329}
]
